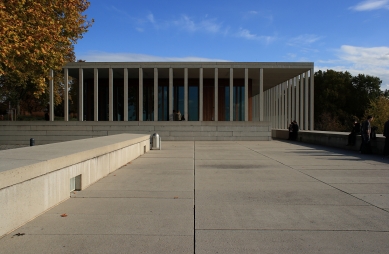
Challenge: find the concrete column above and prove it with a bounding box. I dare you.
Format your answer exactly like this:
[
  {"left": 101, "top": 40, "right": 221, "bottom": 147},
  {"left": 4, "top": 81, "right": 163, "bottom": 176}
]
[
  {"left": 275, "top": 85, "right": 279, "bottom": 128},
  {"left": 310, "top": 68, "right": 314, "bottom": 130},
  {"left": 169, "top": 68, "right": 173, "bottom": 121},
  {"left": 292, "top": 77, "right": 295, "bottom": 121},
  {"left": 154, "top": 68, "right": 158, "bottom": 121},
  {"left": 304, "top": 71, "right": 309, "bottom": 130},
  {"left": 49, "top": 69, "right": 54, "bottom": 121},
  {"left": 139, "top": 68, "right": 143, "bottom": 121},
  {"left": 79, "top": 68, "right": 83, "bottom": 121},
  {"left": 259, "top": 68, "right": 264, "bottom": 121},
  {"left": 283, "top": 80, "right": 289, "bottom": 129},
  {"left": 214, "top": 68, "right": 218, "bottom": 121},
  {"left": 281, "top": 83, "right": 284, "bottom": 128},
  {"left": 124, "top": 68, "right": 128, "bottom": 121},
  {"left": 245, "top": 68, "right": 248, "bottom": 121},
  {"left": 296, "top": 75, "right": 300, "bottom": 125},
  {"left": 288, "top": 79, "right": 292, "bottom": 124},
  {"left": 230, "top": 68, "right": 233, "bottom": 121},
  {"left": 184, "top": 68, "right": 188, "bottom": 121},
  {"left": 94, "top": 68, "right": 98, "bottom": 121},
  {"left": 272, "top": 87, "right": 275, "bottom": 128},
  {"left": 276, "top": 84, "right": 281, "bottom": 129},
  {"left": 269, "top": 89, "right": 272, "bottom": 124},
  {"left": 109, "top": 68, "right": 113, "bottom": 121},
  {"left": 64, "top": 69, "right": 69, "bottom": 121},
  {"left": 266, "top": 90, "right": 269, "bottom": 122},
  {"left": 300, "top": 74, "right": 304, "bottom": 130},
  {"left": 199, "top": 68, "right": 203, "bottom": 121},
  {"left": 264, "top": 90, "right": 267, "bottom": 121}
]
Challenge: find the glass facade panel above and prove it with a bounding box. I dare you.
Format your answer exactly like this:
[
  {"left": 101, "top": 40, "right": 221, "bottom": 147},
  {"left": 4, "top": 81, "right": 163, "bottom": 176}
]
[
  {"left": 225, "top": 86, "right": 230, "bottom": 121},
  {"left": 143, "top": 83, "right": 154, "bottom": 121},
  {"left": 233, "top": 86, "right": 245, "bottom": 121},
  {"left": 113, "top": 82, "right": 124, "bottom": 121},
  {"left": 188, "top": 85, "right": 199, "bottom": 121},
  {"left": 127, "top": 81, "right": 138, "bottom": 121},
  {"left": 158, "top": 86, "right": 169, "bottom": 121},
  {"left": 173, "top": 85, "right": 184, "bottom": 118}
]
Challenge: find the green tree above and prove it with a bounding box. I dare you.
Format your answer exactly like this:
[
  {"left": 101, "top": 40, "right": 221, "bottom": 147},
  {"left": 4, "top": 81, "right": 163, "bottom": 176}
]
[
  {"left": 351, "top": 74, "right": 382, "bottom": 119},
  {"left": 314, "top": 70, "right": 354, "bottom": 131},
  {"left": 364, "top": 96, "right": 389, "bottom": 134},
  {"left": 314, "top": 70, "right": 384, "bottom": 131}
]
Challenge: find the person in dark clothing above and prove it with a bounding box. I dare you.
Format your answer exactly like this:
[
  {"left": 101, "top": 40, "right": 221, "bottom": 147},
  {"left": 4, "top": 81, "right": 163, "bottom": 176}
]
[
  {"left": 347, "top": 120, "right": 360, "bottom": 146},
  {"left": 288, "top": 122, "right": 293, "bottom": 140},
  {"left": 383, "top": 118, "right": 389, "bottom": 157},
  {"left": 292, "top": 120, "right": 299, "bottom": 141},
  {"left": 360, "top": 115, "right": 373, "bottom": 154}
]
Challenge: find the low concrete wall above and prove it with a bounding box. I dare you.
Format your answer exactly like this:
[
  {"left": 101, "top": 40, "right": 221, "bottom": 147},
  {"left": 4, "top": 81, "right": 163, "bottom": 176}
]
[
  {"left": 0, "top": 133, "right": 150, "bottom": 238},
  {"left": 272, "top": 129, "right": 386, "bottom": 155},
  {"left": 0, "top": 121, "right": 272, "bottom": 144}
]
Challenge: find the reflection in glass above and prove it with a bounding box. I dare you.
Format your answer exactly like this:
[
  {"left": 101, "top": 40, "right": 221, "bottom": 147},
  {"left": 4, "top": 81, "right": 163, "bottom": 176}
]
[
  {"left": 233, "top": 86, "right": 245, "bottom": 121},
  {"left": 158, "top": 86, "right": 168, "bottom": 121},
  {"left": 188, "top": 86, "right": 199, "bottom": 121}
]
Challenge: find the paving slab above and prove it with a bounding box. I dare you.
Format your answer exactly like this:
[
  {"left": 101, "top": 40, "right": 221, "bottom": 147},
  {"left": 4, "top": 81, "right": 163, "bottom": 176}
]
[
  {"left": 331, "top": 183, "right": 389, "bottom": 194},
  {"left": 195, "top": 231, "right": 389, "bottom": 254},
  {"left": 1, "top": 140, "right": 389, "bottom": 253}
]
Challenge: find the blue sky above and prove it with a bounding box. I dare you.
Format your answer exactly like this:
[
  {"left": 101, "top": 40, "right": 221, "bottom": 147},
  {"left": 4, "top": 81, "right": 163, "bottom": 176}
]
[{"left": 75, "top": 0, "right": 389, "bottom": 90}]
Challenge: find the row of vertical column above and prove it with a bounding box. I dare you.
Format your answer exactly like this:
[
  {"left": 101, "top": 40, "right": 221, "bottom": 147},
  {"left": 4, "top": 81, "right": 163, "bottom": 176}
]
[
  {"left": 56, "top": 67, "right": 265, "bottom": 122},
  {"left": 263, "top": 69, "right": 314, "bottom": 130}
]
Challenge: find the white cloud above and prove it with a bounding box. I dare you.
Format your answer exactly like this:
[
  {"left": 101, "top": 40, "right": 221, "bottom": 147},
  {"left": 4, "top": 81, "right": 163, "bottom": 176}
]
[
  {"left": 147, "top": 13, "right": 155, "bottom": 23},
  {"left": 288, "top": 34, "right": 323, "bottom": 46},
  {"left": 316, "top": 45, "right": 389, "bottom": 90},
  {"left": 78, "top": 51, "right": 229, "bottom": 62},
  {"left": 172, "top": 15, "right": 223, "bottom": 34},
  {"left": 236, "top": 28, "right": 276, "bottom": 44},
  {"left": 338, "top": 45, "right": 389, "bottom": 67},
  {"left": 350, "top": 0, "right": 389, "bottom": 11}
]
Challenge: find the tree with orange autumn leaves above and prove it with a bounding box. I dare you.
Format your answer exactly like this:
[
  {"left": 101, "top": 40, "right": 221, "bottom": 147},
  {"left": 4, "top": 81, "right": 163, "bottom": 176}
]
[{"left": 0, "top": 0, "right": 93, "bottom": 114}]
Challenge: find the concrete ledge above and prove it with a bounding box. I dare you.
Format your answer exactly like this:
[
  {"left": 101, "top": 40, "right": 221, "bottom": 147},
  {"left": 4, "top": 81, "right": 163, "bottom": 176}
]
[
  {"left": 272, "top": 129, "right": 386, "bottom": 155},
  {"left": 0, "top": 121, "right": 272, "bottom": 143},
  {"left": 0, "top": 134, "right": 150, "bottom": 238}
]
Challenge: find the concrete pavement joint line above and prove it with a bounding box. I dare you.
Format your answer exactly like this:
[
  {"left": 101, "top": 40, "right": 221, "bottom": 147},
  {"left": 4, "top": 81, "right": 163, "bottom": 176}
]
[
  {"left": 238, "top": 142, "right": 389, "bottom": 214},
  {"left": 71, "top": 197, "right": 193, "bottom": 199},
  {"left": 195, "top": 229, "right": 389, "bottom": 233},
  {"left": 292, "top": 170, "right": 389, "bottom": 214},
  {"left": 193, "top": 141, "right": 196, "bottom": 254},
  {"left": 20, "top": 233, "right": 194, "bottom": 236}
]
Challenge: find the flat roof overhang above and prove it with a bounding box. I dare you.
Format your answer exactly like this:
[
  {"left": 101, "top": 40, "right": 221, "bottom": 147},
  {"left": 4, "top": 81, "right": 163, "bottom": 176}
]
[{"left": 64, "top": 62, "right": 313, "bottom": 91}]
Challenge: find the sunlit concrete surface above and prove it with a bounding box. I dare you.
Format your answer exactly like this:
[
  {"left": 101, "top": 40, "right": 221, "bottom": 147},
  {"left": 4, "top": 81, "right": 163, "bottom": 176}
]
[{"left": 0, "top": 141, "right": 388, "bottom": 253}]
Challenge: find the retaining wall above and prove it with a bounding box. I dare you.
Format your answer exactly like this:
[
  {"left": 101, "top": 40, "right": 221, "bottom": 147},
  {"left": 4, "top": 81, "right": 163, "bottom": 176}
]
[
  {"left": 0, "top": 121, "right": 272, "bottom": 144},
  {"left": 272, "top": 129, "right": 386, "bottom": 155},
  {"left": 0, "top": 133, "right": 150, "bottom": 238}
]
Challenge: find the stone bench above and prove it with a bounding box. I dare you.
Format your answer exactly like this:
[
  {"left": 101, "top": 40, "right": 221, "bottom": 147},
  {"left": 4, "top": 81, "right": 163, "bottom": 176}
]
[{"left": 0, "top": 134, "right": 150, "bottom": 237}]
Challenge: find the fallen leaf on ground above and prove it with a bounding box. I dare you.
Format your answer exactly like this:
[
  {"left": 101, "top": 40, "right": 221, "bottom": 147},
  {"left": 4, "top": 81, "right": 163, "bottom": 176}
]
[{"left": 60, "top": 213, "right": 67, "bottom": 217}]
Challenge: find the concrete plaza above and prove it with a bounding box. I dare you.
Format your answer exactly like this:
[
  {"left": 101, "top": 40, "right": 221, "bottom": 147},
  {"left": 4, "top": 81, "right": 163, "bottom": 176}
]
[{"left": 0, "top": 140, "right": 388, "bottom": 253}]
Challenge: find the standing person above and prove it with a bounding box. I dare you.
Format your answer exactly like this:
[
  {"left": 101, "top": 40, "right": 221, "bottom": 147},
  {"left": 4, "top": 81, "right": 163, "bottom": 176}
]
[
  {"left": 288, "top": 122, "right": 293, "bottom": 140},
  {"left": 292, "top": 120, "right": 299, "bottom": 141},
  {"left": 383, "top": 118, "right": 389, "bottom": 157},
  {"left": 177, "top": 110, "right": 182, "bottom": 121},
  {"left": 347, "top": 120, "right": 360, "bottom": 146},
  {"left": 360, "top": 115, "right": 373, "bottom": 154}
]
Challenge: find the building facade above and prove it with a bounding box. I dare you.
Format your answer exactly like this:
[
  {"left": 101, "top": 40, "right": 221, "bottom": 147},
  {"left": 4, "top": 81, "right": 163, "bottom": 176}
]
[{"left": 52, "top": 62, "right": 314, "bottom": 130}]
